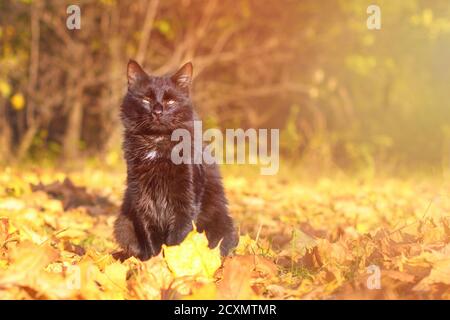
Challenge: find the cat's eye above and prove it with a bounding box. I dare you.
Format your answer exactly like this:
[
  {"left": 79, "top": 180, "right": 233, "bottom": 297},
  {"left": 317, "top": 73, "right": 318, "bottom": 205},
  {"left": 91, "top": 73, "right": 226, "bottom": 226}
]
[
  {"left": 166, "top": 99, "right": 176, "bottom": 106},
  {"left": 141, "top": 97, "right": 151, "bottom": 110}
]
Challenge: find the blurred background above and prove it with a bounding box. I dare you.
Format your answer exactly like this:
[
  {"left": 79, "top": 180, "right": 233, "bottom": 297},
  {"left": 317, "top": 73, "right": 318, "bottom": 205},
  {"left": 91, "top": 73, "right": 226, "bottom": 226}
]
[{"left": 0, "top": 0, "right": 449, "bottom": 176}]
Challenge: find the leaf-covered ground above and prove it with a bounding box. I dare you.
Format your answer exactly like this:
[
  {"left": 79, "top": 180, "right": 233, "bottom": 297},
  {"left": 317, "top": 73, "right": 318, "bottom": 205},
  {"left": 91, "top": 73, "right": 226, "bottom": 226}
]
[{"left": 0, "top": 166, "right": 449, "bottom": 299}]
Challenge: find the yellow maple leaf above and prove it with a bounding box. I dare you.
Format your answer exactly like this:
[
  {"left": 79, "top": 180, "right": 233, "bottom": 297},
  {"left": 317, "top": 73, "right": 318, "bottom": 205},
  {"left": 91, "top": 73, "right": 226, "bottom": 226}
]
[
  {"left": 80, "top": 248, "right": 116, "bottom": 270},
  {"left": 163, "top": 228, "right": 221, "bottom": 279},
  {"left": 0, "top": 241, "right": 59, "bottom": 287},
  {"left": 92, "top": 262, "right": 128, "bottom": 299},
  {"left": 126, "top": 255, "right": 173, "bottom": 299},
  {"left": 10, "top": 93, "right": 25, "bottom": 111},
  {"left": 76, "top": 261, "right": 105, "bottom": 299},
  {"left": 103, "top": 262, "right": 128, "bottom": 291},
  {"left": 235, "top": 234, "right": 255, "bottom": 255}
]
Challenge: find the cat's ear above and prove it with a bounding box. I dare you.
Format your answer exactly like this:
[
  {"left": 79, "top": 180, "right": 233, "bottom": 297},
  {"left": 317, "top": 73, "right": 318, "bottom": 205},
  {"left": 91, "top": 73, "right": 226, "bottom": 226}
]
[
  {"left": 171, "top": 62, "right": 193, "bottom": 91},
  {"left": 127, "top": 59, "right": 147, "bottom": 87}
]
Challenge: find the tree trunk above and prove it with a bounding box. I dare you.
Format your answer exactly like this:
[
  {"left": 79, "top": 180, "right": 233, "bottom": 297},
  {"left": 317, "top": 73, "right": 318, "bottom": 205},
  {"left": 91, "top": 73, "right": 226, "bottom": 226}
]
[
  {"left": 63, "top": 87, "right": 83, "bottom": 160},
  {"left": 0, "top": 101, "right": 12, "bottom": 163}
]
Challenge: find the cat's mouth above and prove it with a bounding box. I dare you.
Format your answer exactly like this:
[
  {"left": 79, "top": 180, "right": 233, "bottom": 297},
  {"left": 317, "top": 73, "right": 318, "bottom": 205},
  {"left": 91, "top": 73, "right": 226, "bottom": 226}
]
[
  {"left": 145, "top": 121, "right": 173, "bottom": 135},
  {"left": 151, "top": 114, "right": 163, "bottom": 123},
  {"left": 151, "top": 120, "right": 166, "bottom": 130}
]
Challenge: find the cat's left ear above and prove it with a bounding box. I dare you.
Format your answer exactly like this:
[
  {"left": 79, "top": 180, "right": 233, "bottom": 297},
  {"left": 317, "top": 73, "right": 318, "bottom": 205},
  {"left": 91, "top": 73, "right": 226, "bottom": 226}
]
[
  {"left": 127, "top": 59, "right": 148, "bottom": 87},
  {"left": 171, "top": 62, "right": 193, "bottom": 91}
]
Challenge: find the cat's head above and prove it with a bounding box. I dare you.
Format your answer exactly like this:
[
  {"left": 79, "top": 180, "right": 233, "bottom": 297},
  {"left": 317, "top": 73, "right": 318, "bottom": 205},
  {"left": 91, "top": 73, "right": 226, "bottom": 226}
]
[{"left": 121, "top": 60, "right": 194, "bottom": 135}]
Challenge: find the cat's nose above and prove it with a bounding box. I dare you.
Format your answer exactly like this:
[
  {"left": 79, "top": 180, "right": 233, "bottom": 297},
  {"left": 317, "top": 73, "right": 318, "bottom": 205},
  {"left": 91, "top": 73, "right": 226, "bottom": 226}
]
[{"left": 152, "top": 103, "right": 163, "bottom": 115}]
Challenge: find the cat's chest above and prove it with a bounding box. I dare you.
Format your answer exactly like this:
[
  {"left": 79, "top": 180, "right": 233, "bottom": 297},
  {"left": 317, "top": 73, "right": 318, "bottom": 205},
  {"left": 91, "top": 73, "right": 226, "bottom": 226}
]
[
  {"left": 143, "top": 136, "right": 169, "bottom": 158},
  {"left": 126, "top": 134, "right": 194, "bottom": 196},
  {"left": 132, "top": 146, "right": 192, "bottom": 190},
  {"left": 134, "top": 160, "right": 194, "bottom": 215},
  {"left": 126, "top": 135, "right": 171, "bottom": 163}
]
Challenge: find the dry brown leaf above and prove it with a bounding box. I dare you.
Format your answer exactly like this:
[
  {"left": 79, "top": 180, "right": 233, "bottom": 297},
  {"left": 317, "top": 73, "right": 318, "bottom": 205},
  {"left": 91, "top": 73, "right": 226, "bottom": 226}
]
[
  {"left": 217, "top": 256, "right": 255, "bottom": 299},
  {"left": 252, "top": 255, "right": 278, "bottom": 277},
  {"left": 383, "top": 270, "right": 415, "bottom": 283}
]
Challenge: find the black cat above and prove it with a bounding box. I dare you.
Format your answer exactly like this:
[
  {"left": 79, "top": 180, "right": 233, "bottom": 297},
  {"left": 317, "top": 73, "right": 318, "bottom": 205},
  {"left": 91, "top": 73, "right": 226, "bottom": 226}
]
[{"left": 114, "top": 60, "right": 238, "bottom": 260}]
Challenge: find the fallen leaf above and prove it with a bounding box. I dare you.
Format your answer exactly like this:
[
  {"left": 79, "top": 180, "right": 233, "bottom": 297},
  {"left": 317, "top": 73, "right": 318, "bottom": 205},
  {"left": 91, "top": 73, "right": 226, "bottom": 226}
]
[
  {"left": 413, "top": 259, "right": 450, "bottom": 291},
  {"left": 184, "top": 282, "right": 218, "bottom": 300},
  {"left": 0, "top": 241, "right": 59, "bottom": 288},
  {"left": 217, "top": 256, "right": 255, "bottom": 299},
  {"left": 163, "top": 229, "right": 221, "bottom": 279}
]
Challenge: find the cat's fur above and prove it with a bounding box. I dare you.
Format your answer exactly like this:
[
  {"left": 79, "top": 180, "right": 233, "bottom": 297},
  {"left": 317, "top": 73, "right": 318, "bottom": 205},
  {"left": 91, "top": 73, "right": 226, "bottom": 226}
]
[{"left": 114, "top": 60, "right": 238, "bottom": 260}]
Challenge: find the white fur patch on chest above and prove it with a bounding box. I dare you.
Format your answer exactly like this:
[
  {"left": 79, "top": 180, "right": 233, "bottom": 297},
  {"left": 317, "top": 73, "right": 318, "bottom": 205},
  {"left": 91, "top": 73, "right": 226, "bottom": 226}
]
[{"left": 144, "top": 150, "right": 159, "bottom": 160}]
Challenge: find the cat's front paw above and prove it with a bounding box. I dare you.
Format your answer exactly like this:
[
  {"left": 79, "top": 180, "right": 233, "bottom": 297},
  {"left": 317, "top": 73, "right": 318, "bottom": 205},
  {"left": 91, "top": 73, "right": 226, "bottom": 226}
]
[
  {"left": 219, "top": 231, "right": 239, "bottom": 256},
  {"left": 114, "top": 213, "right": 152, "bottom": 260}
]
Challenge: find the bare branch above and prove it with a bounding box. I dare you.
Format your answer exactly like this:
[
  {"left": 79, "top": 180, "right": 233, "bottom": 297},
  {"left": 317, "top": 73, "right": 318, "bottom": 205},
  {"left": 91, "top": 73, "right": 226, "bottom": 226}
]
[{"left": 136, "top": 0, "right": 160, "bottom": 65}]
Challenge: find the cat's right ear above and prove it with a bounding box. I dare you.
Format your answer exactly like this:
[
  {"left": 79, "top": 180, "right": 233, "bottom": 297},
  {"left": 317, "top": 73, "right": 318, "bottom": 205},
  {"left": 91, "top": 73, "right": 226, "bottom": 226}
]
[{"left": 127, "top": 59, "right": 147, "bottom": 87}]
